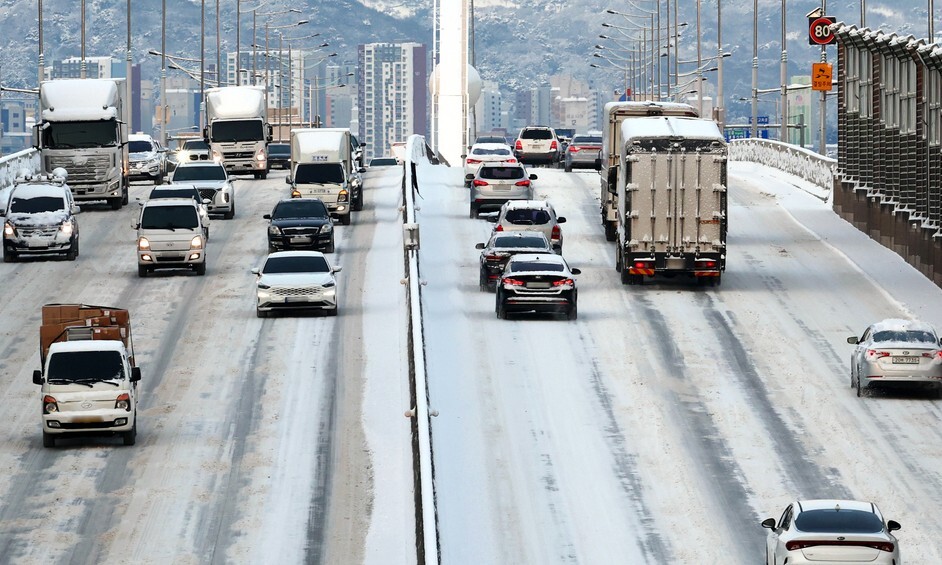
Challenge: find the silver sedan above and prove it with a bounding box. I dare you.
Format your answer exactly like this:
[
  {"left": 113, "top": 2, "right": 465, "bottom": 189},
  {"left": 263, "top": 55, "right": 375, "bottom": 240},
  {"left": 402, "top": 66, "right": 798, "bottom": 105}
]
[{"left": 847, "top": 318, "right": 942, "bottom": 396}]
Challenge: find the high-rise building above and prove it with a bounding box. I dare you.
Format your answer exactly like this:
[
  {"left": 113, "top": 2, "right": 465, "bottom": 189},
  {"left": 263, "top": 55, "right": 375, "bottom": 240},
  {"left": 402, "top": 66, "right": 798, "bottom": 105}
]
[{"left": 357, "top": 42, "right": 427, "bottom": 160}]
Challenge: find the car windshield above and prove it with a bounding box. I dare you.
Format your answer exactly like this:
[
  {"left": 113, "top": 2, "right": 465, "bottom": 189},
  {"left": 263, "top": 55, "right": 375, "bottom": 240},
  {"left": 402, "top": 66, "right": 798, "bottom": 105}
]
[
  {"left": 480, "top": 167, "right": 525, "bottom": 181},
  {"left": 472, "top": 147, "right": 511, "bottom": 156},
  {"left": 494, "top": 236, "right": 549, "bottom": 249},
  {"left": 129, "top": 140, "right": 156, "bottom": 153},
  {"left": 141, "top": 205, "right": 199, "bottom": 229},
  {"left": 295, "top": 163, "right": 344, "bottom": 184},
  {"left": 263, "top": 255, "right": 330, "bottom": 274},
  {"left": 794, "top": 509, "right": 885, "bottom": 534},
  {"left": 150, "top": 188, "right": 200, "bottom": 203},
  {"left": 9, "top": 195, "right": 65, "bottom": 214},
  {"left": 269, "top": 144, "right": 290, "bottom": 155},
  {"left": 272, "top": 200, "right": 328, "bottom": 219},
  {"left": 521, "top": 129, "right": 553, "bottom": 140},
  {"left": 47, "top": 350, "right": 124, "bottom": 382},
  {"left": 873, "top": 330, "right": 937, "bottom": 344},
  {"left": 572, "top": 135, "right": 602, "bottom": 145},
  {"left": 370, "top": 158, "right": 398, "bottom": 166},
  {"left": 476, "top": 136, "right": 506, "bottom": 144},
  {"left": 211, "top": 120, "right": 264, "bottom": 142},
  {"left": 173, "top": 166, "right": 226, "bottom": 181},
  {"left": 510, "top": 260, "right": 565, "bottom": 273},
  {"left": 504, "top": 209, "right": 550, "bottom": 225},
  {"left": 183, "top": 140, "right": 209, "bottom": 151}
]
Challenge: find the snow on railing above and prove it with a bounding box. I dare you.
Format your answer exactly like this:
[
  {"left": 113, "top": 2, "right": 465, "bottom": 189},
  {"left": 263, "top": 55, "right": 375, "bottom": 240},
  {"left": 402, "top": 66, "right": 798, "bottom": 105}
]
[
  {"left": 729, "top": 139, "right": 836, "bottom": 197},
  {"left": 0, "top": 148, "right": 40, "bottom": 188}
]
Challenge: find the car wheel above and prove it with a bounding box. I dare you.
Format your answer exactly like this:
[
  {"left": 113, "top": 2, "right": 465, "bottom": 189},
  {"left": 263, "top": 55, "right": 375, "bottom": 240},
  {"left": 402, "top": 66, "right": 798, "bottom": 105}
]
[
  {"left": 4, "top": 249, "right": 16, "bottom": 263},
  {"left": 122, "top": 186, "right": 129, "bottom": 205},
  {"left": 479, "top": 269, "right": 489, "bottom": 292},
  {"left": 325, "top": 239, "right": 335, "bottom": 254},
  {"left": 42, "top": 432, "right": 56, "bottom": 448},
  {"left": 110, "top": 197, "right": 123, "bottom": 210},
  {"left": 137, "top": 264, "right": 148, "bottom": 277},
  {"left": 567, "top": 301, "right": 578, "bottom": 320},
  {"left": 122, "top": 422, "right": 137, "bottom": 446},
  {"left": 469, "top": 204, "right": 478, "bottom": 219},
  {"left": 604, "top": 221, "right": 616, "bottom": 242},
  {"left": 224, "top": 205, "right": 235, "bottom": 220},
  {"left": 256, "top": 307, "right": 268, "bottom": 318},
  {"left": 353, "top": 193, "right": 363, "bottom": 211},
  {"left": 66, "top": 239, "right": 78, "bottom": 261},
  {"left": 340, "top": 214, "right": 351, "bottom": 226},
  {"left": 496, "top": 296, "right": 508, "bottom": 320},
  {"left": 564, "top": 163, "right": 572, "bottom": 173},
  {"left": 856, "top": 375, "right": 865, "bottom": 397},
  {"left": 195, "top": 262, "right": 207, "bottom": 276},
  {"left": 326, "top": 307, "right": 338, "bottom": 317},
  {"left": 850, "top": 366, "right": 856, "bottom": 389},
  {"left": 154, "top": 174, "right": 164, "bottom": 186},
  {"left": 260, "top": 171, "right": 268, "bottom": 180}
]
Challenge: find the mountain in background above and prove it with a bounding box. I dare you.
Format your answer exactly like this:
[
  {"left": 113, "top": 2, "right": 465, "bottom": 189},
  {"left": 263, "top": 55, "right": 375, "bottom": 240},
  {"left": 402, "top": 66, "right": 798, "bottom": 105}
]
[{"left": 0, "top": 0, "right": 934, "bottom": 124}]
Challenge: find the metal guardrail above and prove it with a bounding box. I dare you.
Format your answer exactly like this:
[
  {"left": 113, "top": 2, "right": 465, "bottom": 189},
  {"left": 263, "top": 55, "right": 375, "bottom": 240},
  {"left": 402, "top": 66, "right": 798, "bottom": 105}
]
[
  {"left": 0, "top": 148, "right": 40, "bottom": 189},
  {"left": 728, "top": 139, "right": 836, "bottom": 199}
]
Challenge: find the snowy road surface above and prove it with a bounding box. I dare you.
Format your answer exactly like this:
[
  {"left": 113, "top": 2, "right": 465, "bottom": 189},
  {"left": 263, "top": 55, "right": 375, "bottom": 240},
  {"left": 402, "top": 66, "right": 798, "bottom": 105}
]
[{"left": 0, "top": 159, "right": 941, "bottom": 564}]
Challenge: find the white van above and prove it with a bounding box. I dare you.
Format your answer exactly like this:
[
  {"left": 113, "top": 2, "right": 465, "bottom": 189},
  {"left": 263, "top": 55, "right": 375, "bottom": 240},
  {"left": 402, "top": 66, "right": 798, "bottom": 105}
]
[{"left": 133, "top": 198, "right": 208, "bottom": 277}]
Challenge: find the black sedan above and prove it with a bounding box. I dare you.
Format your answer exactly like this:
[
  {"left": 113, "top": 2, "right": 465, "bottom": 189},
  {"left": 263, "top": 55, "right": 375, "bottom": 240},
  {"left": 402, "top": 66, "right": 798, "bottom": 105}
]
[
  {"left": 264, "top": 198, "right": 334, "bottom": 253},
  {"left": 475, "top": 232, "right": 554, "bottom": 292},
  {"left": 268, "top": 143, "right": 291, "bottom": 170},
  {"left": 496, "top": 253, "right": 580, "bottom": 320}
]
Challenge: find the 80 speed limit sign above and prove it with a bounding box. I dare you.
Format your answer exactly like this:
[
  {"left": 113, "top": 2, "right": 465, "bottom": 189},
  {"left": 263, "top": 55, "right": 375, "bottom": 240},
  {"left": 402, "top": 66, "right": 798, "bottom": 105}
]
[{"left": 808, "top": 16, "right": 836, "bottom": 45}]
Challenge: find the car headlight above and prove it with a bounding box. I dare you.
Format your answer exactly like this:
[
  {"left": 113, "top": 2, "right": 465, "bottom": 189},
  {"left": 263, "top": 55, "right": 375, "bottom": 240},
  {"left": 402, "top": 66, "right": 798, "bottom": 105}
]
[
  {"left": 137, "top": 237, "right": 150, "bottom": 250},
  {"left": 190, "top": 235, "right": 204, "bottom": 249},
  {"left": 323, "top": 280, "right": 335, "bottom": 288},
  {"left": 268, "top": 225, "right": 282, "bottom": 236},
  {"left": 3, "top": 221, "right": 16, "bottom": 238},
  {"left": 320, "top": 223, "right": 333, "bottom": 233},
  {"left": 257, "top": 283, "right": 270, "bottom": 290},
  {"left": 59, "top": 221, "right": 74, "bottom": 236},
  {"left": 338, "top": 189, "right": 349, "bottom": 202}
]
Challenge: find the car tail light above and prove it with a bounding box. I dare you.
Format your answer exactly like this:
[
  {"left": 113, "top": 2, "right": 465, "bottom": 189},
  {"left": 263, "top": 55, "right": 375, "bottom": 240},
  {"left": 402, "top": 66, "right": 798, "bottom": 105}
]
[
  {"left": 697, "top": 259, "right": 717, "bottom": 268},
  {"left": 552, "top": 278, "right": 574, "bottom": 287},
  {"left": 472, "top": 179, "right": 489, "bottom": 187},
  {"left": 115, "top": 393, "right": 131, "bottom": 411},
  {"left": 785, "top": 540, "right": 894, "bottom": 552},
  {"left": 550, "top": 140, "right": 558, "bottom": 150},
  {"left": 505, "top": 158, "right": 517, "bottom": 163},
  {"left": 502, "top": 277, "right": 525, "bottom": 286},
  {"left": 866, "top": 349, "right": 891, "bottom": 360},
  {"left": 922, "top": 350, "right": 942, "bottom": 359},
  {"left": 515, "top": 179, "right": 531, "bottom": 187},
  {"left": 466, "top": 158, "right": 482, "bottom": 164},
  {"left": 568, "top": 145, "right": 579, "bottom": 153},
  {"left": 495, "top": 225, "right": 504, "bottom": 232},
  {"left": 515, "top": 140, "right": 523, "bottom": 150},
  {"left": 484, "top": 254, "right": 503, "bottom": 262},
  {"left": 551, "top": 225, "right": 561, "bottom": 240}
]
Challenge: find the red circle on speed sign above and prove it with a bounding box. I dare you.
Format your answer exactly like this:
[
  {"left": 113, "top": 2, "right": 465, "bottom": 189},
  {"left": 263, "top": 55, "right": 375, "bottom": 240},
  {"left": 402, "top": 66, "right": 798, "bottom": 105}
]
[{"left": 808, "top": 16, "right": 836, "bottom": 45}]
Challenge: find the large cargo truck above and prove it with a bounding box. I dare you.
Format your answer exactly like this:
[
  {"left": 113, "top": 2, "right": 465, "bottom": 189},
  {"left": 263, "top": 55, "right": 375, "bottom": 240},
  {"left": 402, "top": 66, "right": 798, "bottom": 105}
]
[
  {"left": 35, "top": 79, "right": 130, "bottom": 210},
  {"left": 600, "top": 101, "right": 699, "bottom": 241},
  {"left": 32, "top": 304, "right": 141, "bottom": 447},
  {"left": 204, "top": 85, "right": 272, "bottom": 179},
  {"left": 614, "top": 116, "right": 728, "bottom": 286},
  {"left": 288, "top": 128, "right": 355, "bottom": 224}
]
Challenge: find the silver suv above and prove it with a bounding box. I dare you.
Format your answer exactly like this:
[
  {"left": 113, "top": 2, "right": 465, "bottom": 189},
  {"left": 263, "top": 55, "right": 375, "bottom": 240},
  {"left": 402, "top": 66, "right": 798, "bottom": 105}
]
[
  {"left": 488, "top": 200, "right": 566, "bottom": 252},
  {"left": 3, "top": 173, "right": 80, "bottom": 262},
  {"left": 128, "top": 133, "right": 167, "bottom": 184},
  {"left": 133, "top": 198, "right": 208, "bottom": 277},
  {"left": 468, "top": 164, "right": 536, "bottom": 218},
  {"left": 514, "top": 126, "right": 560, "bottom": 166}
]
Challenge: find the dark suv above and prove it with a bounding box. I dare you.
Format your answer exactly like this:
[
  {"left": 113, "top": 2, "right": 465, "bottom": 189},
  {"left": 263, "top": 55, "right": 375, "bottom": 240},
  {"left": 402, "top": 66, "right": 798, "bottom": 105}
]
[
  {"left": 268, "top": 143, "right": 290, "bottom": 169},
  {"left": 264, "top": 198, "right": 335, "bottom": 253}
]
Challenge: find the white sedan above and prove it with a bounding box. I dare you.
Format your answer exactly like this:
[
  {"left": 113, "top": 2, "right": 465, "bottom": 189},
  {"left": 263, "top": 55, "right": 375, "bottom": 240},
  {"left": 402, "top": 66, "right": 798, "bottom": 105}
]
[
  {"left": 847, "top": 318, "right": 942, "bottom": 397},
  {"left": 762, "top": 499, "right": 901, "bottom": 564},
  {"left": 463, "top": 143, "right": 517, "bottom": 182},
  {"left": 252, "top": 251, "right": 341, "bottom": 318}
]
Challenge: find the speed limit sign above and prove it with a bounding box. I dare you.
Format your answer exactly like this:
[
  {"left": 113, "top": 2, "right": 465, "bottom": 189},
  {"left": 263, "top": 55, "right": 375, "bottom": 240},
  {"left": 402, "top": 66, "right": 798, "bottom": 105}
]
[{"left": 808, "top": 16, "right": 836, "bottom": 45}]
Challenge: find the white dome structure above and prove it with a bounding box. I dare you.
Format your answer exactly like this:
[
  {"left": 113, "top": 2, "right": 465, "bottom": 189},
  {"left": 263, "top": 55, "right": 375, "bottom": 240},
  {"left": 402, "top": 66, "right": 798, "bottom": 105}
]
[{"left": 429, "top": 64, "right": 482, "bottom": 106}]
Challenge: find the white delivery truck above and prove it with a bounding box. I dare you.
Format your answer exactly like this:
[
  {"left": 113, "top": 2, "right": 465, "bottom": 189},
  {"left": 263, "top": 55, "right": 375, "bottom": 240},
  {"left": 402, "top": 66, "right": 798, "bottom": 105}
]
[
  {"left": 600, "top": 101, "right": 699, "bottom": 241},
  {"left": 35, "top": 79, "right": 130, "bottom": 209},
  {"left": 288, "top": 128, "right": 354, "bottom": 225},
  {"left": 204, "top": 85, "right": 272, "bottom": 179},
  {"left": 615, "top": 116, "right": 728, "bottom": 286},
  {"left": 33, "top": 304, "right": 141, "bottom": 447}
]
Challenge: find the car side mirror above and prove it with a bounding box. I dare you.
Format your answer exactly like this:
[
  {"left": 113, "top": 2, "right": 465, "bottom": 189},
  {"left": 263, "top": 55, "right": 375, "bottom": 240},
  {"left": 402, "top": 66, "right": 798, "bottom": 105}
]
[
  {"left": 358, "top": 168, "right": 366, "bottom": 174},
  {"left": 71, "top": 205, "right": 81, "bottom": 214},
  {"left": 475, "top": 243, "right": 485, "bottom": 249},
  {"left": 130, "top": 367, "right": 142, "bottom": 383},
  {"left": 846, "top": 336, "right": 859, "bottom": 344},
  {"left": 465, "top": 173, "right": 474, "bottom": 180},
  {"left": 333, "top": 266, "right": 343, "bottom": 273},
  {"left": 131, "top": 219, "right": 140, "bottom": 229},
  {"left": 251, "top": 267, "right": 260, "bottom": 275},
  {"left": 486, "top": 216, "right": 498, "bottom": 223},
  {"left": 761, "top": 518, "right": 776, "bottom": 529},
  {"left": 887, "top": 520, "right": 901, "bottom": 532},
  {"left": 263, "top": 214, "right": 272, "bottom": 220},
  {"left": 570, "top": 268, "right": 581, "bottom": 275},
  {"left": 32, "top": 369, "right": 43, "bottom": 385},
  {"left": 529, "top": 174, "right": 538, "bottom": 180},
  {"left": 285, "top": 177, "right": 292, "bottom": 184},
  {"left": 557, "top": 217, "right": 566, "bottom": 223}
]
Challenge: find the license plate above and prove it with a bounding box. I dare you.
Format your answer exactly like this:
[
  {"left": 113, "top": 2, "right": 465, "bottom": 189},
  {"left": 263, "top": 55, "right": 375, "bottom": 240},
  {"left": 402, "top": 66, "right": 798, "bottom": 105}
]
[
  {"left": 289, "top": 236, "right": 311, "bottom": 244},
  {"left": 892, "top": 356, "right": 920, "bottom": 364},
  {"left": 527, "top": 282, "right": 551, "bottom": 289},
  {"left": 285, "top": 296, "right": 310, "bottom": 303}
]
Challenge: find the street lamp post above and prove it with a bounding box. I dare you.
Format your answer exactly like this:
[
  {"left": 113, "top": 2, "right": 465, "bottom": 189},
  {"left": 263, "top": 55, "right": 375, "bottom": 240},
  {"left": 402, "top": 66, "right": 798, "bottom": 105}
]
[
  {"left": 780, "top": 0, "right": 788, "bottom": 143},
  {"left": 752, "top": 0, "right": 759, "bottom": 138},
  {"left": 161, "top": 0, "right": 167, "bottom": 146}
]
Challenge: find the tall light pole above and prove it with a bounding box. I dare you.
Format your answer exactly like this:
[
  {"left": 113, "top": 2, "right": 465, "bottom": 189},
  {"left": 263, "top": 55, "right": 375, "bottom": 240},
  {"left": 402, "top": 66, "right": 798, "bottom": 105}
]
[
  {"left": 717, "top": 0, "right": 725, "bottom": 126},
  {"left": 780, "top": 0, "right": 788, "bottom": 142},
  {"left": 751, "top": 0, "right": 758, "bottom": 138},
  {"left": 81, "top": 0, "right": 86, "bottom": 79},
  {"left": 37, "top": 0, "right": 43, "bottom": 87},
  {"left": 819, "top": 0, "right": 827, "bottom": 154},
  {"left": 127, "top": 0, "right": 132, "bottom": 132},
  {"left": 200, "top": 0, "right": 205, "bottom": 130},
  {"left": 161, "top": 0, "right": 167, "bottom": 146}
]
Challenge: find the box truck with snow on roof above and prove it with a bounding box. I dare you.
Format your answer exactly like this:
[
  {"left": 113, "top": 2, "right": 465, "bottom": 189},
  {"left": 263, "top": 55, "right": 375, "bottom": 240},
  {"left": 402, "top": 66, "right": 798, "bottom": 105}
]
[
  {"left": 34, "top": 78, "right": 130, "bottom": 210},
  {"left": 600, "top": 101, "right": 699, "bottom": 241},
  {"left": 614, "top": 116, "right": 727, "bottom": 286},
  {"left": 288, "top": 128, "right": 355, "bottom": 225},
  {"left": 32, "top": 304, "right": 141, "bottom": 447},
  {"left": 203, "top": 85, "right": 272, "bottom": 179}
]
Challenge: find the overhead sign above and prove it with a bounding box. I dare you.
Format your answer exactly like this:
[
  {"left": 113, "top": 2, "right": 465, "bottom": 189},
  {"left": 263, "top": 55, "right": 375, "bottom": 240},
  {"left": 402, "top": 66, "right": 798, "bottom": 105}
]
[
  {"left": 812, "top": 63, "right": 833, "bottom": 91},
  {"left": 808, "top": 16, "right": 836, "bottom": 45}
]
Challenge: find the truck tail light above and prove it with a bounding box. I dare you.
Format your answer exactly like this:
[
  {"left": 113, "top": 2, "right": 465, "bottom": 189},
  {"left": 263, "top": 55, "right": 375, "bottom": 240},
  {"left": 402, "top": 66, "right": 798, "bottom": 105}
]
[
  {"left": 43, "top": 395, "right": 59, "bottom": 414},
  {"left": 115, "top": 393, "right": 131, "bottom": 411}
]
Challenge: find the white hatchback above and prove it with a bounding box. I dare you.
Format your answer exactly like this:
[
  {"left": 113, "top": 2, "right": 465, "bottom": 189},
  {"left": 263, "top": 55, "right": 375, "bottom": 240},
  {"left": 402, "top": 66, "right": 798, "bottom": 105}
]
[{"left": 488, "top": 200, "right": 566, "bottom": 253}]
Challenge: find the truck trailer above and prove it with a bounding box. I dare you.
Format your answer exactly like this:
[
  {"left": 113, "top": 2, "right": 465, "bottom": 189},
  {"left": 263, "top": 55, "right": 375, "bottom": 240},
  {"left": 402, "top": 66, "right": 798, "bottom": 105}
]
[
  {"left": 614, "top": 116, "right": 727, "bottom": 286},
  {"left": 32, "top": 304, "right": 141, "bottom": 447},
  {"left": 600, "top": 101, "right": 699, "bottom": 241},
  {"left": 204, "top": 85, "right": 272, "bottom": 179},
  {"left": 35, "top": 79, "right": 130, "bottom": 209}
]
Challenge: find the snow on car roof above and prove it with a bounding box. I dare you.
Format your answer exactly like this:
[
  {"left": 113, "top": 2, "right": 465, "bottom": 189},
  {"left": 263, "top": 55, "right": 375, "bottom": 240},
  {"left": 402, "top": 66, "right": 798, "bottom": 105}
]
[
  {"left": 872, "top": 318, "right": 937, "bottom": 334},
  {"left": 11, "top": 182, "right": 68, "bottom": 199},
  {"left": 503, "top": 199, "right": 551, "bottom": 210}
]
